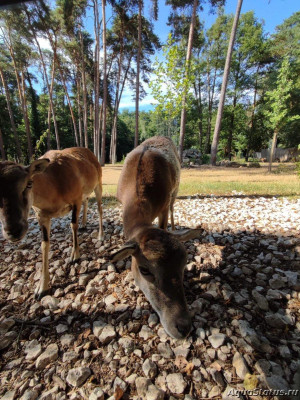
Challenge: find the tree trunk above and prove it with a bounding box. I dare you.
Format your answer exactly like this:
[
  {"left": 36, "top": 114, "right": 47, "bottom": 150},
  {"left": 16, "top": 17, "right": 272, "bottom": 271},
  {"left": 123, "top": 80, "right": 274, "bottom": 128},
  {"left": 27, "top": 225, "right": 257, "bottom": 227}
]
[
  {"left": 178, "top": 0, "right": 198, "bottom": 162},
  {"left": 100, "top": 0, "right": 107, "bottom": 166},
  {"left": 21, "top": 70, "right": 33, "bottom": 158},
  {"left": 49, "top": 58, "right": 59, "bottom": 149},
  {"left": 47, "top": 32, "right": 79, "bottom": 146},
  {"left": 268, "top": 129, "right": 278, "bottom": 172},
  {"left": 77, "top": 75, "right": 83, "bottom": 147},
  {"left": 25, "top": 8, "right": 60, "bottom": 150},
  {"left": 193, "top": 80, "right": 203, "bottom": 151},
  {"left": 80, "top": 31, "right": 88, "bottom": 148},
  {"left": 135, "top": 0, "right": 143, "bottom": 148},
  {"left": 110, "top": 52, "right": 132, "bottom": 164},
  {"left": 210, "top": 0, "right": 243, "bottom": 165},
  {"left": 93, "top": 0, "right": 101, "bottom": 160},
  {"left": 0, "top": 66, "right": 22, "bottom": 161},
  {"left": 0, "top": 126, "right": 6, "bottom": 160},
  {"left": 246, "top": 65, "right": 260, "bottom": 161},
  {"left": 110, "top": 51, "right": 123, "bottom": 164}
]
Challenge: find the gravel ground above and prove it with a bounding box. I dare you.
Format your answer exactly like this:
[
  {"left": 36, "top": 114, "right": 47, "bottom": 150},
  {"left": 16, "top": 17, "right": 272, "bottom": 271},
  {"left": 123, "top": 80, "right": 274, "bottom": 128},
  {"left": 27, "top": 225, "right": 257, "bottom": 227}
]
[{"left": 0, "top": 195, "right": 299, "bottom": 400}]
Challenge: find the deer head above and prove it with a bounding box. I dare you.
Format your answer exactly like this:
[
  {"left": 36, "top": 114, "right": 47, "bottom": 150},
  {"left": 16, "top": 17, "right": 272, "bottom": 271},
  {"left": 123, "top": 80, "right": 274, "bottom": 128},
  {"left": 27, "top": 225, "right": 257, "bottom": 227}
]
[{"left": 0, "top": 159, "right": 49, "bottom": 242}]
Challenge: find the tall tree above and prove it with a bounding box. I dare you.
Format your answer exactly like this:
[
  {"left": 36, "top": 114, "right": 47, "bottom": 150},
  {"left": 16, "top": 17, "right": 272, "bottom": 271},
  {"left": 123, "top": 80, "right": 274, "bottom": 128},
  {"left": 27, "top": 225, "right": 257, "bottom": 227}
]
[
  {"left": 210, "top": 0, "right": 243, "bottom": 165},
  {"left": 0, "top": 64, "right": 22, "bottom": 161},
  {"left": 264, "top": 57, "right": 299, "bottom": 171},
  {"left": 100, "top": 0, "right": 108, "bottom": 165},
  {"left": 134, "top": 0, "right": 142, "bottom": 148}
]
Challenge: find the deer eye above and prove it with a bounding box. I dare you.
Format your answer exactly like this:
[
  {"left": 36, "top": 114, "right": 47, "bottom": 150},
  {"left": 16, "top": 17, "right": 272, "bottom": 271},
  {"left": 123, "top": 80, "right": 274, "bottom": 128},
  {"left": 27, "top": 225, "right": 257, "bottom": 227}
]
[
  {"left": 26, "top": 181, "right": 33, "bottom": 189},
  {"left": 139, "top": 267, "right": 152, "bottom": 276}
]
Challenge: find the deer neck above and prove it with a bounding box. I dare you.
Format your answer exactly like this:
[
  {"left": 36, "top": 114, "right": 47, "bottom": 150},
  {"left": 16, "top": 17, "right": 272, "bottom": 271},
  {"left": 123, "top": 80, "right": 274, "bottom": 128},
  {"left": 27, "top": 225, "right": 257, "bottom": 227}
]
[{"left": 122, "top": 200, "right": 153, "bottom": 240}]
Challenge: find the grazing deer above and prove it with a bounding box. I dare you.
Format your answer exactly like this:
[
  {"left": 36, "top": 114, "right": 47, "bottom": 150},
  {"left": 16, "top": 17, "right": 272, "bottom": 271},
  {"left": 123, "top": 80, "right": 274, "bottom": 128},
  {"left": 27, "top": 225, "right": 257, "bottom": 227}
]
[
  {"left": 0, "top": 147, "right": 103, "bottom": 299},
  {"left": 111, "top": 136, "right": 200, "bottom": 339}
]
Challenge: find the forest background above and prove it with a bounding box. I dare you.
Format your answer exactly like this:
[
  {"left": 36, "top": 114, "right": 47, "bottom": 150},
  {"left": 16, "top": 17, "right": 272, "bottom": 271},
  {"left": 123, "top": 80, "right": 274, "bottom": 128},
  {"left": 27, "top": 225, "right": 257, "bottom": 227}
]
[{"left": 0, "top": 0, "right": 299, "bottom": 166}]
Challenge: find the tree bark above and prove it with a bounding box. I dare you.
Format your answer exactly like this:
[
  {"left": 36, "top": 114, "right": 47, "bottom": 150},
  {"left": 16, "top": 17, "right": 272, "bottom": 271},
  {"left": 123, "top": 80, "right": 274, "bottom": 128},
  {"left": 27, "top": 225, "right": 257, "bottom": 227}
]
[
  {"left": 268, "top": 129, "right": 278, "bottom": 172},
  {"left": 210, "top": 0, "right": 243, "bottom": 165},
  {"left": 48, "top": 58, "right": 59, "bottom": 149},
  {"left": 110, "top": 50, "right": 123, "bottom": 164},
  {"left": 80, "top": 31, "right": 88, "bottom": 148},
  {"left": 20, "top": 70, "right": 33, "bottom": 158},
  {"left": 0, "top": 126, "right": 6, "bottom": 161},
  {"left": 100, "top": 0, "right": 107, "bottom": 166},
  {"left": 178, "top": 0, "right": 198, "bottom": 162},
  {"left": 77, "top": 74, "right": 83, "bottom": 147},
  {"left": 246, "top": 65, "right": 260, "bottom": 161},
  {"left": 194, "top": 80, "right": 203, "bottom": 152},
  {"left": 227, "top": 96, "right": 237, "bottom": 160},
  {"left": 93, "top": 0, "right": 101, "bottom": 160},
  {"left": 134, "top": 0, "right": 143, "bottom": 148},
  {"left": 0, "top": 66, "right": 22, "bottom": 161}
]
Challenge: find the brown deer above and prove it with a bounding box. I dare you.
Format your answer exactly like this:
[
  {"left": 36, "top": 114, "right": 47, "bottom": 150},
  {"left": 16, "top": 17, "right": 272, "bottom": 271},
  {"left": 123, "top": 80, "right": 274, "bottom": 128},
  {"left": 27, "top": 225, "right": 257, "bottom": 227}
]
[
  {"left": 0, "top": 147, "right": 103, "bottom": 299},
  {"left": 111, "top": 136, "right": 200, "bottom": 339}
]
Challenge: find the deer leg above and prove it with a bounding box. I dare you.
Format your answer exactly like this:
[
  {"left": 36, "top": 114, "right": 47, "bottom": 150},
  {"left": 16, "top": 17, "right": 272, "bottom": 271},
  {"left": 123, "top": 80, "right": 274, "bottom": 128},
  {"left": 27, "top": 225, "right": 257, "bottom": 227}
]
[
  {"left": 35, "top": 216, "right": 51, "bottom": 300},
  {"left": 94, "top": 184, "right": 103, "bottom": 241},
  {"left": 81, "top": 199, "right": 88, "bottom": 229},
  {"left": 170, "top": 191, "right": 177, "bottom": 231},
  {"left": 70, "top": 203, "right": 81, "bottom": 262},
  {"left": 158, "top": 209, "right": 169, "bottom": 230}
]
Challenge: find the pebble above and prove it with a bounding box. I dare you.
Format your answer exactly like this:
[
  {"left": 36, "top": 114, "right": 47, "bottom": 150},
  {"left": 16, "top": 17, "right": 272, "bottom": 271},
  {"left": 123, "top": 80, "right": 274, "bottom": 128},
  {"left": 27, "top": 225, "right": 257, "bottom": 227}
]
[
  {"left": 142, "top": 358, "right": 158, "bottom": 378},
  {"left": 35, "top": 344, "right": 58, "bottom": 369},
  {"left": 166, "top": 373, "right": 187, "bottom": 394},
  {"left": 232, "top": 352, "right": 250, "bottom": 379},
  {"left": 208, "top": 333, "right": 226, "bottom": 349},
  {"left": 24, "top": 340, "right": 42, "bottom": 361},
  {"left": 66, "top": 367, "right": 91, "bottom": 387}
]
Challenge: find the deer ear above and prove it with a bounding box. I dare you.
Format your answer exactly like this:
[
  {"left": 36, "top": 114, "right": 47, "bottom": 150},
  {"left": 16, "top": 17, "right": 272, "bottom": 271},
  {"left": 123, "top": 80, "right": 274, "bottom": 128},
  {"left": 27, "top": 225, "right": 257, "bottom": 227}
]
[
  {"left": 172, "top": 228, "right": 203, "bottom": 242},
  {"left": 27, "top": 159, "right": 50, "bottom": 176},
  {"left": 110, "top": 241, "right": 139, "bottom": 262}
]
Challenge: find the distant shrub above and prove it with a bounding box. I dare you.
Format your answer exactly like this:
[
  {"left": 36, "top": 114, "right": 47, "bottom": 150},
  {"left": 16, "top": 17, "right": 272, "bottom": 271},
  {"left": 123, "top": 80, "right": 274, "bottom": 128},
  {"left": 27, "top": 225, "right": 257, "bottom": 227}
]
[
  {"left": 201, "top": 154, "right": 211, "bottom": 164},
  {"left": 248, "top": 161, "right": 261, "bottom": 168},
  {"left": 273, "top": 164, "right": 297, "bottom": 174}
]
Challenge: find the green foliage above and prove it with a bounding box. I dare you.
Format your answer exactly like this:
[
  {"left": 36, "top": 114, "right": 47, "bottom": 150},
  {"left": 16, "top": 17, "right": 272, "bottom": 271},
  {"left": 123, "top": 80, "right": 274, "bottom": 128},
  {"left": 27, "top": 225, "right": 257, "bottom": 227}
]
[
  {"left": 150, "top": 34, "right": 197, "bottom": 140},
  {"left": 264, "top": 57, "right": 300, "bottom": 132}
]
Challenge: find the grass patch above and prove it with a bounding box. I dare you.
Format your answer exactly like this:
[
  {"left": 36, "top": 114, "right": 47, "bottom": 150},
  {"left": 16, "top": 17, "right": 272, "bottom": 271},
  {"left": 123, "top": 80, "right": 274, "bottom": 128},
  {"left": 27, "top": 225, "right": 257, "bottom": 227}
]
[{"left": 101, "top": 163, "right": 300, "bottom": 199}]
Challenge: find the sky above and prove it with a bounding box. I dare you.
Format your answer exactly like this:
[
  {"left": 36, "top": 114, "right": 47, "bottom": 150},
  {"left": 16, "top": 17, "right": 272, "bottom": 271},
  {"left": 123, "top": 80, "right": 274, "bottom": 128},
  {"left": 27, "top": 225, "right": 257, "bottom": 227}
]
[{"left": 119, "top": 0, "right": 299, "bottom": 111}]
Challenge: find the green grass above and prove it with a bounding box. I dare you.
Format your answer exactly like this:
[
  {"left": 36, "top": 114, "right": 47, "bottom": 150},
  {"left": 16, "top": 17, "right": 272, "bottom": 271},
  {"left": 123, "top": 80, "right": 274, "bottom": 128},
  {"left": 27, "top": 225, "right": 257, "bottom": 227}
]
[
  {"left": 101, "top": 164, "right": 300, "bottom": 200},
  {"left": 178, "top": 180, "right": 300, "bottom": 197}
]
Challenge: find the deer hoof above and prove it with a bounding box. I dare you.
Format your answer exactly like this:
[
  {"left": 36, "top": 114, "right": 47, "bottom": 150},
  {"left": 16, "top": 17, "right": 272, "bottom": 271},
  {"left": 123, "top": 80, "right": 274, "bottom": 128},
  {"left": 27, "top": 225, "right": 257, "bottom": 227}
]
[{"left": 34, "top": 288, "right": 51, "bottom": 301}]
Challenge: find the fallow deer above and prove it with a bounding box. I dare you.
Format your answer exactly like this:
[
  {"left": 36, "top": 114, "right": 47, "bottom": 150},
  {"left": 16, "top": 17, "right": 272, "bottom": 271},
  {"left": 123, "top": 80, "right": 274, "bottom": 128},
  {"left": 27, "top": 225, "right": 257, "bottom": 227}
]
[
  {"left": 0, "top": 147, "right": 103, "bottom": 299},
  {"left": 111, "top": 136, "right": 200, "bottom": 339}
]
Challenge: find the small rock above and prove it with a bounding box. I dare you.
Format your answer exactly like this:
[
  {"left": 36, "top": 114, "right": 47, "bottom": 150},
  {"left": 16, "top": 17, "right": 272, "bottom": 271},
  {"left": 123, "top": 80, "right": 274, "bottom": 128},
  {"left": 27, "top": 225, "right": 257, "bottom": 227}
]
[
  {"left": 24, "top": 340, "right": 42, "bottom": 361},
  {"left": 135, "top": 377, "right": 151, "bottom": 397},
  {"left": 139, "top": 325, "right": 154, "bottom": 340},
  {"left": 208, "top": 333, "right": 226, "bottom": 349},
  {"left": 166, "top": 373, "right": 187, "bottom": 394},
  {"left": 66, "top": 367, "right": 91, "bottom": 387},
  {"left": 157, "top": 343, "right": 174, "bottom": 359},
  {"left": 143, "top": 358, "right": 158, "bottom": 379},
  {"left": 35, "top": 344, "right": 58, "bottom": 369},
  {"left": 99, "top": 325, "right": 116, "bottom": 344},
  {"left": 232, "top": 352, "right": 250, "bottom": 379},
  {"left": 251, "top": 289, "right": 269, "bottom": 311},
  {"left": 89, "top": 388, "right": 104, "bottom": 400},
  {"left": 20, "top": 389, "right": 39, "bottom": 400}
]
